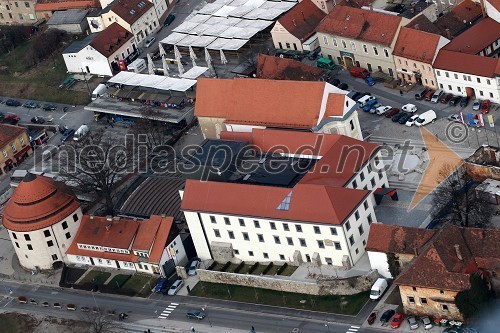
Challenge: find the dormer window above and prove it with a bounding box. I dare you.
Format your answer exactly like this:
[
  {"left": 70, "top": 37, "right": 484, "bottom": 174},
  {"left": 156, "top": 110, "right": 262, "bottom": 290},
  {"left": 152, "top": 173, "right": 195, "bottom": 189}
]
[{"left": 129, "top": 9, "right": 135, "bottom": 14}]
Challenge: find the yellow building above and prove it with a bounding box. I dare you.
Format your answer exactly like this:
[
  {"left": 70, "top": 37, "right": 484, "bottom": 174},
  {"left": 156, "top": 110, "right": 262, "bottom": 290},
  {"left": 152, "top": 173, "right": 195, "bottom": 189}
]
[
  {"left": 0, "top": 0, "right": 37, "bottom": 25},
  {"left": 0, "top": 124, "right": 32, "bottom": 175}
]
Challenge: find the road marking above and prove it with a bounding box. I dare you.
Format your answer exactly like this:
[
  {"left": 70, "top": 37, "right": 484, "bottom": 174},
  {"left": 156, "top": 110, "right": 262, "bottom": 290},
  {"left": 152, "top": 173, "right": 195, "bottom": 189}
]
[
  {"left": 60, "top": 113, "right": 68, "bottom": 120},
  {"left": 158, "top": 315, "right": 168, "bottom": 319},
  {"left": 171, "top": 302, "right": 179, "bottom": 305},
  {"left": 162, "top": 309, "right": 173, "bottom": 313},
  {"left": 167, "top": 305, "right": 176, "bottom": 309},
  {"left": 350, "top": 326, "right": 360, "bottom": 329}
]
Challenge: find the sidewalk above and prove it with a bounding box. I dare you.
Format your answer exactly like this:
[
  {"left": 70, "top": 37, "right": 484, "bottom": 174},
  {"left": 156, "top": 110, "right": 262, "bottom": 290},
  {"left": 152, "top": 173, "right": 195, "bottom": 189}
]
[{"left": 132, "top": 318, "right": 251, "bottom": 333}]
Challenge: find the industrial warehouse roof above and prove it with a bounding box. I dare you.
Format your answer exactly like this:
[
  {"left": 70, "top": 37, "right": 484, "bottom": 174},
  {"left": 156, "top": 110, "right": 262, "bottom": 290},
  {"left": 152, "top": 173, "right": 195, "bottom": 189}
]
[
  {"left": 47, "top": 9, "right": 89, "bottom": 25},
  {"left": 160, "top": 0, "right": 297, "bottom": 50}
]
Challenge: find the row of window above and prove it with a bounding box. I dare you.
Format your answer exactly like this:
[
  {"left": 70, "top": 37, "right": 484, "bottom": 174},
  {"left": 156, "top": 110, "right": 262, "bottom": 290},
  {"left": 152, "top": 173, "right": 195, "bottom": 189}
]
[
  {"left": 2, "top": 138, "right": 24, "bottom": 157},
  {"left": 437, "top": 83, "right": 495, "bottom": 99},
  {"left": 407, "top": 295, "right": 448, "bottom": 311},
  {"left": 0, "top": 12, "right": 35, "bottom": 21},
  {"left": 397, "top": 59, "right": 432, "bottom": 72},
  {"left": 322, "top": 36, "right": 390, "bottom": 58},
  {"left": 436, "top": 70, "right": 492, "bottom": 86},
  {"left": 15, "top": 232, "right": 71, "bottom": 250},
  {"left": 12, "top": 213, "right": 78, "bottom": 243}
]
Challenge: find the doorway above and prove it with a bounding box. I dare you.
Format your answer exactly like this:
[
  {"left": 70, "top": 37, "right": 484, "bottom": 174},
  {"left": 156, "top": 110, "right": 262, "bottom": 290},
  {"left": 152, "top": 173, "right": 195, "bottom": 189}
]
[{"left": 342, "top": 56, "right": 354, "bottom": 68}]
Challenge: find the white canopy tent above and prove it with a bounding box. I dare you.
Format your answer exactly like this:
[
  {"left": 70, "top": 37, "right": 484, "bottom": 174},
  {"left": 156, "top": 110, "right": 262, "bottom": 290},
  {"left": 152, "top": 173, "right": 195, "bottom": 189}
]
[
  {"left": 107, "top": 72, "right": 196, "bottom": 92},
  {"left": 180, "top": 66, "right": 209, "bottom": 79}
]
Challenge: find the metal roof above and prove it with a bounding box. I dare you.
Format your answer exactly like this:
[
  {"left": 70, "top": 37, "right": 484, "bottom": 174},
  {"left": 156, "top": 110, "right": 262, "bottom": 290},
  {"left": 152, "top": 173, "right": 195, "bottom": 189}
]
[
  {"left": 47, "top": 9, "right": 89, "bottom": 25},
  {"left": 62, "top": 33, "right": 97, "bottom": 54}
]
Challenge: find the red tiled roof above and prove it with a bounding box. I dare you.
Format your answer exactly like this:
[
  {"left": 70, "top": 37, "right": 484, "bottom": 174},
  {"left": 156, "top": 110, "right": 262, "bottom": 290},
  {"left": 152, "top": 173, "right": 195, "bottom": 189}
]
[
  {"left": 450, "top": 0, "right": 483, "bottom": 23},
  {"left": 75, "top": 216, "right": 140, "bottom": 249},
  {"left": 395, "top": 225, "right": 500, "bottom": 291},
  {"left": 277, "top": 0, "right": 326, "bottom": 41},
  {"left": 181, "top": 180, "right": 370, "bottom": 225},
  {"left": 256, "top": 54, "right": 328, "bottom": 81},
  {"left": 317, "top": 6, "right": 402, "bottom": 46},
  {"left": 35, "top": 0, "right": 99, "bottom": 11},
  {"left": 149, "top": 216, "right": 174, "bottom": 263},
  {"left": 324, "top": 94, "right": 346, "bottom": 118},
  {"left": 393, "top": 27, "right": 444, "bottom": 64},
  {"left": 442, "top": 18, "right": 500, "bottom": 55},
  {"left": 487, "top": 0, "right": 500, "bottom": 11},
  {"left": 299, "top": 135, "right": 380, "bottom": 187},
  {"left": 0, "top": 125, "right": 26, "bottom": 149},
  {"left": 2, "top": 174, "right": 80, "bottom": 232},
  {"left": 433, "top": 49, "right": 499, "bottom": 78},
  {"left": 195, "top": 78, "right": 348, "bottom": 129},
  {"left": 220, "top": 129, "right": 342, "bottom": 157},
  {"left": 405, "top": 15, "right": 443, "bottom": 35},
  {"left": 111, "top": 0, "right": 153, "bottom": 25},
  {"left": 90, "top": 23, "right": 132, "bottom": 58},
  {"left": 365, "top": 224, "right": 436, "bottom": 254}
]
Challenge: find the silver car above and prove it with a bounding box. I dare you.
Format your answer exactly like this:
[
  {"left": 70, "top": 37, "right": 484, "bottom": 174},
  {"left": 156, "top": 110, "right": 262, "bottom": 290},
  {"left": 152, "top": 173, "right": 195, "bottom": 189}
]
[
  {"left": 188, "top": 260, "right": 199, "bottom": 276},
  {"left": 167, "top": 279, "right": 184, "bottom": 296},
  {"left": 407, "top": 316, "right": 419, "bottom": 330},
  {"left": 473, "top": 99, "right": 481, "bottom": 111},
  {"left": 421, "top": 316, "right": 433, "bottom": 330}
]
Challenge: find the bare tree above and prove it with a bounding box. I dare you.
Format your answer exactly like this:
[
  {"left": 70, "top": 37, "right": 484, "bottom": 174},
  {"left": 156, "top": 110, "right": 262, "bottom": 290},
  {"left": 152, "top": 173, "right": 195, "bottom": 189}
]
[
  {"left": 58, "top": 129, "right": 132, "bottom": 214},
  {"left": 432, "top": 164, "right": 492, "bottom": 228},
  {"left": 128, "top": 107, "right": 174, "bottom": 151},
  {"left": 82, "top": 310, "right": 122, "bottom": 333}
]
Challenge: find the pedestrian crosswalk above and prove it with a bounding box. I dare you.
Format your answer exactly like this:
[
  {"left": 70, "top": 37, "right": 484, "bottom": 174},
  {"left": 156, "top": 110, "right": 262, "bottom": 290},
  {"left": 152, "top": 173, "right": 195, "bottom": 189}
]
[
  {"left": 346, "top": 325, "right": 360, "bottom": 333},
  {"left": 157, "top": 302, "right": 179, "bottom": 319}
]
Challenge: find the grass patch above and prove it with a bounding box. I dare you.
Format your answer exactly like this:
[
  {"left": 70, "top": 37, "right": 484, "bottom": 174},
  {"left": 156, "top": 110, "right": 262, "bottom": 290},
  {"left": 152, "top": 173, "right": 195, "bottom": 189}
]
[
  {"left": 78, "top": 270, "right": 111, "bottom": 286},
  {"left": 279, "top": 265, "right": 298, "bottom": 276},
  {"left": 0, "top": 313, "right": 35, "bottom": 333},
  {"left": 121, "top": 274, "right": 157, "bottom": 298},
  {"left": 190, "top": 282, "right": 369, "bottom": 315},
  {"left": 251, "top": 263, "right": 268, "bottom": 275},
  {"left": 210, "top": 262, "right": 226, "bottom": 271},
  {"left": 236, "top": 264, "right": 253, "bottom": 274},
  {"left": 107, "top": 274, "right": 131, "bottom": 288},
  {"left": 226, "top": 263, "right": 241, "bottom": 273},
  {"left": 265, "top": 265, "right": 280, "bottom": 276}
]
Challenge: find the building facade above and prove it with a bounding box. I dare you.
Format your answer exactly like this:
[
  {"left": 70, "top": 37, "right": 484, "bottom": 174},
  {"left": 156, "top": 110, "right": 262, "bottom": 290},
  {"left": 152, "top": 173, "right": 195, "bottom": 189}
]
[
  {"left": 2, "top": 173, "right": 83, "bottom": 270},
  {"left": 0, "top": 125, "right": 32, "bottom": 175},
  {"left": 0, "top": 0, "right": 37, "bottom": 25},
  {"left": 317, "top": 6, "right": 407, "bottom": 77}
]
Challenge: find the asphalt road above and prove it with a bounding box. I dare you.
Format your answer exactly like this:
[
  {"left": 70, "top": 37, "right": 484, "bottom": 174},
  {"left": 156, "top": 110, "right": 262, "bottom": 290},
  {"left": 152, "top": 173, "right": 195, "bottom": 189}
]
[{"left": 0, "top": 280, "right": 384, "bottom": 333}]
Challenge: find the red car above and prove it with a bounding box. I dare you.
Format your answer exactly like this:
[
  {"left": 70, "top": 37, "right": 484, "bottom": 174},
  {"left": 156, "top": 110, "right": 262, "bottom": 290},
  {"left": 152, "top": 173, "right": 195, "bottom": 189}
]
[
  {"left": 391, "top": 313, "right": 404, "bottom": 329},
  {"left": 481, "top": 99, "right": 491, "bottom": 114},
  {"left": 4, "top": 113, "right": 20, "bottom": 124},
  {"left": 385, "top": 108, "right": 400, "bottom": 118}
]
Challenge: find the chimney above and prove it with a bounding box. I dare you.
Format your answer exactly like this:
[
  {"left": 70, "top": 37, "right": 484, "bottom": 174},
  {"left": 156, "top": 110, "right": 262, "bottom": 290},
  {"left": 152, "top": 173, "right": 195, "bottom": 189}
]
[
  {"left": 105, "top": 223, "right": 112, "bottom": 232},
  {"left": 454, "top": 244, "right": 463, "bottom": 261},
  {"left": 292, "top": 18, "right": 297, "bottom": 26},
  {"left": 106, "top": 215, "right": 112, "bottom": 221},
  {"left": 445, "top": 28, "right": 451, "bottom": 39},
  {"left": 414, "top": 23, "right": 420, "bottom": 30}
]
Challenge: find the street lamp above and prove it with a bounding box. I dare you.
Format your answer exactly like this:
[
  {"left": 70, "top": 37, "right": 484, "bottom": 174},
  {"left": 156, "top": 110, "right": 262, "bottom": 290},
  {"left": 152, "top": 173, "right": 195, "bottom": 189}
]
[{"left": 202, "top": 305, "right": 212, "bottom": 327}]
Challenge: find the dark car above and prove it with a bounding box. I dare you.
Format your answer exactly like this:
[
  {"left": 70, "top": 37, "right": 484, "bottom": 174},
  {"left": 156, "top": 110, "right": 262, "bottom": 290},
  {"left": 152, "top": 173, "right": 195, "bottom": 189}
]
[
  {"left": 4, "top": 113, "right": 20, "bottom": 124},
  {"left": 31, "top": 116, "right": 45, "bottom": 124},
  {"left": 338, "top": 82, "right": 348, "bottom": 90},
  {"left": 61, "top": 128, "right": 75, "bottom": 142},
  {"left": 328, "top": 78, "right": 340, "bottom": 87},
  {"left": 23, "top": 101, "right": 39, "bottom": 108},
  {"left": 152, "top": 278, "right": 169, "bottom": 293},
  {"left": 449, "top": 95, "right": 461, "bottom": 106},
  {"left": 380, "top": 309, "right": 396, "bottom": 323},
  {"left": 415, "top": 88, "right": 430, "bottom": 100},
  {"left": 424, "top": 89, "right": 436, "bottom": 101},
  {"left": 307, "top": 49, "right": 321, "bottom": 60},
  {"left": 367, "top": 312, "right": 376, "bottom": 325},
  {"left": 460, "top": 96, "right": 470, "bottom": 107},
  {"left": 164, "top": 14, "right": 175, "bottom": 26},
  {"left": 392, "top": 112, "right": 406, "bottom": 122},
  {"left": 42, "top": 103, "right": 57, "bottom": 111},
  {"left": 5, "top": 99, "right": 21, "bottom": 107},
  {"left": 440, "top": 93, "right": 453, "bottom": 104},
  {"left": 385, "top": 107, "right": 400, "bottom": 118},
  {"left": 0, "top": 112, "right": 4, "bottom": 120},
  {"left": 186, "top": 309, "right": 206, "bottom": 320},
  {"left": 399, "top": 113, "right": 412, "bottom": 124}
]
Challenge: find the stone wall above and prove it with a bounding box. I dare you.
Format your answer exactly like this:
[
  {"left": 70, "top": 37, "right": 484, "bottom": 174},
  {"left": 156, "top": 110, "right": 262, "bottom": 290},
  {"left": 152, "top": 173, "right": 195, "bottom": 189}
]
[
  {"left": 210, "top": 242, "right": 234, "bottom": 262},
  {"left": 197, "top": 269, "right": 378, "bottom": 296}
]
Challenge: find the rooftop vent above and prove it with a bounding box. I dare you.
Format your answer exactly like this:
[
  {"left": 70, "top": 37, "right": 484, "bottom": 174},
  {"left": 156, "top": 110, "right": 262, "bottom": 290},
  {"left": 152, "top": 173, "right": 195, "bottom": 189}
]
[
  {"left": 346, "top": 15, "right": 350, "bottom": 20},
  {"left": 105, "top": 223, "right": 112, "bottom": 232}
]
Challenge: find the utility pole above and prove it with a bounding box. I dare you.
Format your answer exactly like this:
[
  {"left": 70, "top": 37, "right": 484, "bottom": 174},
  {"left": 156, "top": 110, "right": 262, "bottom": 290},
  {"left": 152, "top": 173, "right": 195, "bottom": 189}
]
[{"left": 81, "top": 68, "right": 92, "bottom": 96}]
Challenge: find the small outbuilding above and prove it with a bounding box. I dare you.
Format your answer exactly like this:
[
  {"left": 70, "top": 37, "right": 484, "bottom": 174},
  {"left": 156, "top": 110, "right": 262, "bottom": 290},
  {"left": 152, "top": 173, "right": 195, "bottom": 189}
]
[{"left": 47, "top": 9, "right": 89, "bottom": 34}]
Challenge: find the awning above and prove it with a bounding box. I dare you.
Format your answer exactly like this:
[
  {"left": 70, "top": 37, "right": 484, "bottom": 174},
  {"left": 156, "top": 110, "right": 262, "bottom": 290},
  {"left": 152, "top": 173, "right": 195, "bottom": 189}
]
[
  {"left": 14, "top": 145, "right": 31, "bottom": 159},
  {"left": 4, "top": 159, "right": 13, "bottom": 165},
  {"left": 396, "top": 69, "right": 414, "bottom": 75}
]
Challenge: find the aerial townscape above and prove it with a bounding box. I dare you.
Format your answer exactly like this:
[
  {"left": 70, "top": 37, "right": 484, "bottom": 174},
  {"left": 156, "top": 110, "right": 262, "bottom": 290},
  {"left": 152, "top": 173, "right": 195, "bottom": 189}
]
[{"left": 0, "top": 0, "right": 499, "bottom": 332}]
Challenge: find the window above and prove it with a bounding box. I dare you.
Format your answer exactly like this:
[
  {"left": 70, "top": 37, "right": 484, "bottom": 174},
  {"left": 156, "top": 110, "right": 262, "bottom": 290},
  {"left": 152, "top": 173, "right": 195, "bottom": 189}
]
[
  {"left": 19, "top": 137, "right": 25, "bottom": 146},
  {"left": 349, "top": 235, "right": 354, "bottom": 246},
  {"left": 454, "top": 73, "right": 458, "bottom": 79},
  {"left": 313, "top": 226, "right": 321, "bottom": 234},
  {"left": 352, "top": 180, "right": 357, "bottom": 188},
  {"left": 358, "top": 225, "right": 364, "bottom": 236},
  {"left": 210, "top": 216, "right": 216, "bottom": 223},
  {"left": 47, "top": 240, "right": 54, "bottom": 247},
  {"left": 287, "top": 237, "right": 293, "bottom": 245},
  {"left": 214, "top": 229, "right": 221, "bottom": 237},
  {"left": 445, "top": 72, "right": 449, "bottom": 78},
  {"left": 239, "top": 218, "right": 245, "bottom": 226},
  {"left": 367, "top": 214, "right": 373, "bottom": 224},
  {"left": 341, "top": 40, "right": 347, "bottom": 48},
  {"left": 490, "top": 92, "right": 494, "bottom": 98},
  {"left": 228, "top": 231, "right": 235, "bottom": 239},
  {"left": 325, "top": 257, "right": 333, "bottom": 265},
  {"left": 248, "top": 251, "right": 254, "bottom": 256},
  {"left": 330, "top": 227, "right": 337, "bottom": 236},
  {"left": 367, "top": 164, "right": 372, "bottom": 173},
  {"left": 383, "top": 49, "right": 389, "bottom": 57},
  {"left": 51, "top": 254, "right": 58, "bottom": 261},
  {"left": 274, "top": 236, "right": 280, "bottom": 244},
  {"left": 285, "top": 42, "right": 290, "bottom": 49},
  {"left": 10, "top": 143, "right": 16, "bottom": 153},
  {"left": 421, "top": 297, "right": 428, "bottom": 305},
  {"left": 350, "top": 41, "right": 356, "bottom": 51},
  {"left": 24, "top": 234, "right": 31, "bottom": 241},
  {"left": 73, "top": 214, "right": 78, "bottom": 222},
  {"left": 322, "top": 36, "right": 328, "bottom": 45},
  {"left": 350, "top": 119, "right": 355, "bottom": 131},
  {"left": 254, "top": 220, "right": 260, "bottom": 228},
  {"left": 363, "top": 44, "right": 368, "bottom": 53},
  {"left": 355, "top": 248, "right": 359, "bottom": 254},
  {"left": 360, "top": 171, "right": 365, "bottom": 181},
  {"left": 363, "top": 201, "right": 369, "bottom": 210},
  {"left": 242, "top": 232, "right": 249, "bottom": 241},
  {"left": 363, "top": 239, "right": 366, "bottom": 246},
  {"left": 480, "top": 90, "right": 484, "bottom": 96},
  {"left": 2, "top": 150, "right": 7, "bottom": 158},
  {"left": 299, "top": 238, "right": 306, "bottom": 247},
  {"left": 373, "top": 47, "right": 378, "bottom": 56},
  {"left": 412, "top": 286, "right": 417, "bottom": 291},
  {"left": 442, "top": 304, "right": 449, "bottom": 311},
  {"left": 270, "top": 222, "right": 276, "bottom": 230},
  {"left": 18, "top": 13, "right": 23, "bottom": 20},
  {"left": 15, "top": 242, "right": 19, "bottom": 248},
  {"left": 62, "top": 221, "right": 68, "bottom": 230},
  {"left": 345, "top": 221, "right": 351, "bottom": 231},
  {"left": 332, "top": 38, "right": 337, "bottom": 47},
  {"left": 263, "top": 253, "right": 269, "bottom": 259},
  {"left": 487, "top": 79, "right": 491, "bottom": 85},
  {"left": 12, "top": 233, "right": 17, "bottom": 240},
  {"left": 234, "top": 249, "right": 239, "bottom": 255},
  {"left": 334, "top": 242, "right": 342, "bottom": 250},
  {"left": 27, "top": 244, "right": 33, "bottom": 250},
  {"left": 283, "top": 223, "right": 289, "bottom": 231},
  {"left": 317, "top": 240, "right": 325, "bottom": 249},
  {"left": 65, "top": 232, "right": 71, "bottom": 239},
  {"left": 224, "top": 217, "right": 230, "bottom": 225},
  {"left": 279, "top": 254, "right": 285, "bottom": 260},
  {"left": 14, "top": 2, "right": 18, "bottom": 7},
  {"left": 24, "top": 1, "right": 30, "bottom": 7},
  {"left": 258, "top": 234, "right": 264, "bottom": 242},
  {"left": 408, "top": 296, "right": 415, "bottom": 304},
  {"left": 440, "top": 290, "right": 445, "bottom": 295},
  {"left": 296, "top": 225, "right": 302, "bottom": 232},
  {"left": 477, "top": 77, "right": 481, "bottom": 83},
  {"left": 439, "top": 83, "right": 443, "bottom": 89},
  {"left": 355, "top": 211, "right": 360, "bottom": 220},
  {"left": 370, "top": 178, "right": 375, "bottom": 187}
]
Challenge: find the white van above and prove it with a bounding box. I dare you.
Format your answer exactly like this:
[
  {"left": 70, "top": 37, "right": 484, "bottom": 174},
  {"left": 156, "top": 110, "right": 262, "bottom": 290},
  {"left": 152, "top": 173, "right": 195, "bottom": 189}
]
[
  {"left": 358, "top": 95, "right": 376, "bottom": 108},
  {"left": 430, "top": 89, "right": 444, "bottom": 103},
  {"left": 415, "top": 110, "right": 437, "bottom": 126},
  {"left": 128, "top": 58, "right": 147, "bottom": 73},
  {"left": 91, "top": 84, "right": 107, "bottom": 101},
  {"left": 370, "top": 278, "right": 388, "bottom": 300},
  {"left": 73, "top": 125, "right": 89, "bottom": 141}
]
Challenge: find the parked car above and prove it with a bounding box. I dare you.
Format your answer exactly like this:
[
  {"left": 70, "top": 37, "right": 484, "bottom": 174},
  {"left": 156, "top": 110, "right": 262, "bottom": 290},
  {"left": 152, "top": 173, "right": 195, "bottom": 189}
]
[
  {"left": 307, "top": 49, "right": 321, "bottom": 60},
  {"left": 164, "top": 14, "right": 175, "bottom": 26},
  {"left": 188, "top": 259, "right": 200, "bottom": 276},
  {"left": 459, "top": 96, "right": 470, "bottom": 107},
  {"left": 5, "top": 99, "right": 21, "bottom": 106},
  {"left": 407, "top": 316, "right": 419, "bottom": 330},
  {"left": 367, "top": 312, "right": 376, "bottom": 325},
  {"left": 4, "top": 113, "right": 20, "bottom": 124},
  {"left": 405, "top": 114, "right": 420, "bottom": 126},
  {"left": 23, "top": 100, "right": 39, "bottom": 108},
  {"left": 421, "top": 316, "right": 432, "bottom": 330},
  {"left": 385, "top": 108, "right": 400, "bottom": 118},
  {"left": 415, "top": 110, "right": 437, "bottom": 126},
  {"left": 481, "top": 99, "right": 491, "bottom": 114},
  {"left": 167, "top": 279, "right": 184, "bottom": 295},
  {"left": 186, "top": 309, "right": 206, "bottom": 320},
  {"left": 358, "top": 95, "right": 376, "bottom": 108},
  {"left": 449, "top": 95, "right": 461, "bottom": 106},
  {"left": 362, "top": 99, "right": 378, "bottom": 112},
  {"left": 144, "top": 37, "right": 156, "bottom": 48},
  {"left": 61, "top": 128, "right": 75, "bottom": 142},
  {"left": 398, "top": 113, "right": 412, "bottom": 124},
  {"left": 18, "top": 296, "right": 27, "bottom": 304},
  {"left": 316, "top": 57, "right": 336, "bottom": 70},
  {"left": 424, "top": 89, "right": 436, "bottom": 101},
  {"left": 31, "top": 116, "right": 45, "bottom": 124},
  {"left": 439, "top": 93, "right": 453, "bottom": 104},
  {"left": 328, "top": 78, "right": 340, "bottom": 87},
  {"left": 415, "top": 88, "right": 430, "bottom": 100},
  {"left": 349, "top": 66, "right": 371, "bottom": 78},
  {"left": 442, "top": 328, "right": 462, "bottom": 333},
  {"left": 392, "top": 113, "right": 407, "bottom": 122},
  {"left": 448, "top": 114, "right": 461, "bottom": 122},
  {"left": 275, "top": 49, "right": 303, "bottom": 60},
  {"left": 67, "top": 304, "right": 77, "bottom": 311},
  {"left": 369, "top": 103, "right": 382, "bottom": 114},
  {"left": 431, "top": 89, "right": 444, "bottom": 103},
  {"left": 472, "top": 98, "right": 481, "bottom": 111},
  {"left": 364, "top": 77, "right": 376, "bottom": 86},
  {"left": 380, "top": 309, "right": 396, "bottom": 323},
  {"left": 391, "top": 313, "right": 404, "bottom": 329},
  {"left": 152, "top": 278, "right": 169, "bottom": 293},
  {"left": 376, "top": 105, "right": 392, "bottom": 115},
  {"left": 42, "top": 103, "right": 57, "bottom": 111},
  {"left": 338, "top": 82, "right": 348, "bottom": 90},
  {"left": 402, "top": 103, "right": 417, "bottom": 113},
  {"left": 0, "top": 112, "right": 4, "bottom": 120}
]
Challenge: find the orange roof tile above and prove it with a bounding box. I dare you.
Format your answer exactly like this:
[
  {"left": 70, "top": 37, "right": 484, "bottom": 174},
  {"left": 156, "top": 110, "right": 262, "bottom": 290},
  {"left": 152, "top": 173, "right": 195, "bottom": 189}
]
[
  {"left": 149, "top": 216, "right": 174, "bottom": 263},
  {"left": 2, "top": 174, "right": 80, "bottom": 232},
  {"left": 90, "top": 23, "right": 132, "bottom": 58},
  {"left": 365, "top": 224, "right": 436, "bottom": 254},
  {"left": 35, "top": 0, "right": 99, "bottom": 12},
  {"left": 277, "top": 0, "right": 327, "bottom": 41},
  {"left": 317, "top": 6, "right": 402, "bottom": 46},
  {"left": 181, "top": 180, "right": 370, "bottom": 225},
  {"left": 132, "top": 215, "right": 161, "bottom": 251},
  {"left": 433, "top": 49, "right": 499, "bottom": 78},
  {"left": 256, "top": 54, "right": 328, "bottom": 81},
  {"left": 75, "top": 216, "right": 140, "bottom": 249},
  {"left": 393, "top": 27, "right": 444, "bottom": 64},
  {"left": 324, "top": 94, "right": 346, "bottom": 118},
  {"left": 0, "top": 125, "right": 26, "bottom": 149},
  {"left": 442, "top": 18, "right": 500, "bottom": 55},
  {"left": 111, "top": 0, "right": 153, "bottom": 25},
  {"left": 450, "top": 0, "right": 483, "bottom": 23}
]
